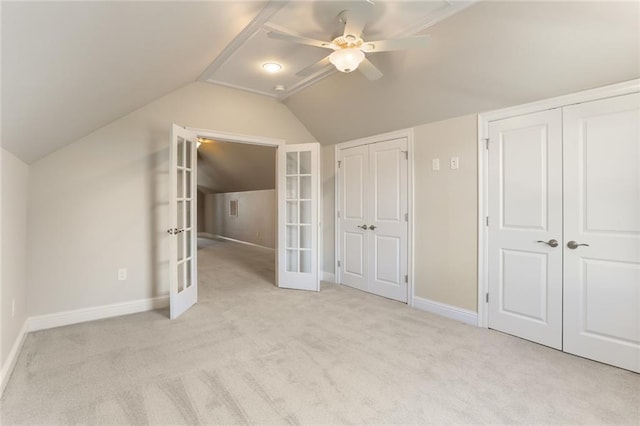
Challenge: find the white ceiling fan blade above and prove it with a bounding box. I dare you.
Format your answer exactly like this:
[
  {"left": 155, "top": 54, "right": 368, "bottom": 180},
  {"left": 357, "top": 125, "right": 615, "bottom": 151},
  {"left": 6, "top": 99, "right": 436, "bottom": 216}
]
[
  {"left": 267, "top": 31, "right": 335, "bottom": 50},
  {"left": 343, "top": 2, "right": 373, "bottom": 38},
  {"left": 358, "top": 58, "right": 383, "bottom": 81},
  {"left": 296, "top": 56, "right": 333, "bottom": 77},
  {"left": 362, "top": 35, "right": 431, "bottom": 52}
]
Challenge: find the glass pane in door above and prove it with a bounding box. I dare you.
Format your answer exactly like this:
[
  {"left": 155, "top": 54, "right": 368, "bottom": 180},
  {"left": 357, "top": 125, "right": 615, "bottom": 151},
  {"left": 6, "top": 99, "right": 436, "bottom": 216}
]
[
  {"left": 300, "top": 151, "right": 311, "bottom": 174},
  {"left": 286, "top": 177, "right": 298, "bottom": 199},
  {"left": 287, "top": 152, "right": 298, "bottom": 175}
]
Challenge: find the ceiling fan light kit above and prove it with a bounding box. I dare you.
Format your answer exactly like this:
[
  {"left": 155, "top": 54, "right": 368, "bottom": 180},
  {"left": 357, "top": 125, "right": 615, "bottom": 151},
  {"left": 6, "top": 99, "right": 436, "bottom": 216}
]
[
  {"left": 266, "top": 3, "right": 431, "bottom": 81},
  {"left": 329, "top": 47, "right": 365, "bottom": 73}
]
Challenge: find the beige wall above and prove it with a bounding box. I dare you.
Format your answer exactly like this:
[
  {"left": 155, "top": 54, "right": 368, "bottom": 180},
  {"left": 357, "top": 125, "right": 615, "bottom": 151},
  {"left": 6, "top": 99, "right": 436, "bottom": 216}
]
[
  {"left": 27, "top": 82, "right": 316, "bottom": 316},
  {"left": 413, "top": 115, "right": 478, "bottom": 311},
  {"left": 321, "top": 145, "right": 335, "bottom": 276},
  {"left": 197, "top": 189, "right": 206, "bottom": 233},
  {"left": 322, "top": 114, "right": 478, "bottom": 311},
  {"left": 1, "top": 149, "right": 29, "bottom": 366},
  {"left": 207, "top": 190, "right": 276, "bottom": 248}
]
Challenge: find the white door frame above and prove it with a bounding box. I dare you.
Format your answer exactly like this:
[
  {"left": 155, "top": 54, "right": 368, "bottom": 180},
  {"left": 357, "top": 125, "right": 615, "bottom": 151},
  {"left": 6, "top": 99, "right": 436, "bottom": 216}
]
[
  {"left": 334, "top": 128, "right": 415, "bottom": 306},
  {"left": 187, "top": 127, "right": 284, "bottom": 281},
  {"left": 188, "top": 128, "right": 285, "bottom": 148},
  {"left": 477, "top": 79, "right": 640, "bottom": 328}
]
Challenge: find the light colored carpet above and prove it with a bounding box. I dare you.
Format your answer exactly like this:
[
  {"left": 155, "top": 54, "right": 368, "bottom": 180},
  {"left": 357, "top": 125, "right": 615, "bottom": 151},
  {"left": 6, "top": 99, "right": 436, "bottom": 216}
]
[{"left": 1, "top": 239, "right": 638, "bottom": 425}]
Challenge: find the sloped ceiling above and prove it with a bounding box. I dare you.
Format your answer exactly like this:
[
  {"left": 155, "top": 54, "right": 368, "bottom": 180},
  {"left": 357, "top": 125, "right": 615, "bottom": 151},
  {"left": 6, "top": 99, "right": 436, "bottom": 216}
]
[
  {"left": 1, "top": 1, "right": 267, "bottom": 163},
  {"left": 284, "top": 0, "right": 640, "bottom": 145},
  {"left": 2, "top": 1, "right": 639, "bottom": 164},
  {"left": 197, "top": 141, "right": 276, "bottom": 194}
]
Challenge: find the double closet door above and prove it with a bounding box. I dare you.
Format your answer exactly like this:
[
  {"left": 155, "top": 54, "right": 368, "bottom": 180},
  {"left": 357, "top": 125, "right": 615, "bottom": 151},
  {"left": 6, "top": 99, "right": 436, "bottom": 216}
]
[
  {"left": 338, "top": 137, "right": 409, "bottom": 303},
  {"left": 487, "top": 92, "right": 640, "bottom": 372}
]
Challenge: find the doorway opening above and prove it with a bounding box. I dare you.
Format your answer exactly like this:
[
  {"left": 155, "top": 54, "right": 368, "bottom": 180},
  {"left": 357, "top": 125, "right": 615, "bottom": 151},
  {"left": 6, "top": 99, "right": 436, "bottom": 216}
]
[
  {"left": 194, "top": 131, "right": 281, "bottom": 293},
  {"left": 168, "top": 125, "right": 321, "bottom": 318}
]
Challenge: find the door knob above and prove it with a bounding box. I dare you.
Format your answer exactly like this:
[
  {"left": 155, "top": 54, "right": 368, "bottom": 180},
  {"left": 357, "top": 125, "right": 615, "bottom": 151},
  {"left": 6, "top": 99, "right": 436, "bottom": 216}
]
[
  {"left": 567, "top": 241, "right": 589, "bottom": 249},
  {"left": 369, "top": 225, "right": 377, "bottom": 230},
  {"left": 357, "top": 224, "right": 368, "bottom": 230},
  {"left": 537, "top": 239, "right": 559, "bottom": 248}
]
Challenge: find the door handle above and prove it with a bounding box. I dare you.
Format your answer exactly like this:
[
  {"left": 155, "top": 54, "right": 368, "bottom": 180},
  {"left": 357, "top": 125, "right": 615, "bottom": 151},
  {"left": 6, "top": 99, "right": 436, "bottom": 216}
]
[
  {"left": 567, "top": 241, "right": 589, "bottom": 250},
  {"left": 357, "top": 224, "right": 368, "bottom": 230},
  {"left": 369, "top": 225, "right": 377, "bottom": 230},
  {"left": 167, "top": 228, "right": 184, "bottom": 235},
  {"left": 537, "top": 239, "right": 559, "bottom": 248}
]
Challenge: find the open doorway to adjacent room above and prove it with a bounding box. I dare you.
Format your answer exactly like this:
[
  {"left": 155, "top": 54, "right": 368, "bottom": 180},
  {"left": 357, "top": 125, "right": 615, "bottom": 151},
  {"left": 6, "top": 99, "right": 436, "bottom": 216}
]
[{"left": 196, "top": 137, "right": 278, "bottom": 294}]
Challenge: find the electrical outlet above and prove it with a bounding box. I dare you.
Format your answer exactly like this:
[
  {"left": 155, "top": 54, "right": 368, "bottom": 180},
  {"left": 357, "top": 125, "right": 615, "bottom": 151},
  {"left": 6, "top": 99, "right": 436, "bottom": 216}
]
[
  {"left": 432, "top": 158, "right": 440, "bottom": 171},
  {"left": 450, "top": 156, "right": 459, "bottom": 169},
  {"left": 12, "top": 298, "right": 15, "bottom": 317},
  {"left": 118, "top": 268, "right": 127, "bottom": 281}
]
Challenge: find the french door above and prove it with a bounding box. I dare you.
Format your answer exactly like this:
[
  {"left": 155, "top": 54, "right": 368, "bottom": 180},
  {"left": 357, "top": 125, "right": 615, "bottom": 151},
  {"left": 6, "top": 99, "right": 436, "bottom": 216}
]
[
  {"left": 168, "top": 124, "right": 198, "bottom": 319},
  {"left": 338, "top": 137, "right": 409, "bottom": 303},
  {"left": 277, "top": 143, "right": 321, "bottom": 291},
  {"left": 487, "top": 93, "right": 640, "bottom": 372},
  {"left": 168, "top": 128, "right": 321, "bottom": 319}
]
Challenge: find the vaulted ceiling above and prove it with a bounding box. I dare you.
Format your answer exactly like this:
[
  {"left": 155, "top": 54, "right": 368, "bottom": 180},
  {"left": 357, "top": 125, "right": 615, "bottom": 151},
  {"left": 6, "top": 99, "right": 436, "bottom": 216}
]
[
  {"left": 197, "top": 141, "right": 276, "bottom": 194},
  {"left": 2, "top": 1, "right": 639, "bottom": 164}
]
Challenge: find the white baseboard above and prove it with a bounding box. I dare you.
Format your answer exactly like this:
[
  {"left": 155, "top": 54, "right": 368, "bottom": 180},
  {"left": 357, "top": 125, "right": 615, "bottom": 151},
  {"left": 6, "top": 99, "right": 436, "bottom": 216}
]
[
  {"left": 412, "top": 296, "right": 478, "bottom": 326},
  {"left": 212, "top": 234, "right": 274, "bottom": 250},
  {"left": 0, "top": 320, "right": 28, "bottom": 397},
  {"left": 28, "top": 295, "right": 169, "bottom": 332},
  {"left": 321, "top": 271, "right": 336, "bottom": 283}
]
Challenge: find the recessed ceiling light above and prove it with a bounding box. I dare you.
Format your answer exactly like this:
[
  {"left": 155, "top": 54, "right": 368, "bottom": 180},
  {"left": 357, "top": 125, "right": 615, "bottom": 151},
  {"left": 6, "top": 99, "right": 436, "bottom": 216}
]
[{"left": 262, "top": 62, "right": 282, "bottom": 73}]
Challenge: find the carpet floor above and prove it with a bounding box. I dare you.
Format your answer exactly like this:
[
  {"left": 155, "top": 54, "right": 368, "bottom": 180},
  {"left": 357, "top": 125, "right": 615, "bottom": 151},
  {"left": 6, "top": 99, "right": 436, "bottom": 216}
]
[{"left": 1, "top": 239, "right": 638, "bottom": 424}]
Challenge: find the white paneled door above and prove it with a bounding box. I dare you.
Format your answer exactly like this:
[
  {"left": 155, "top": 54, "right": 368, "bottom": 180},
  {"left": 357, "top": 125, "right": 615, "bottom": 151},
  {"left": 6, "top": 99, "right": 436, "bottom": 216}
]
[
  {"left": 368, "top": 139, "right": 409, "bottom": 302},
  {"left": 169, "top": 124, "right": 198, "bottom": 319},
  {"left": 487, "top": 92, "right": 640, "bottom": 372},
  {"left": 339, "top": 138, "right": 408, "bottom": 303},
  {"left": 488, "top": 109, "right": 564, "bottom": 349},
  {"left": 277, "top": 143, "right": 320, "bottom": 291},
  {"left": 562, "top": 93, "right": 640, "bottom": 372},
  {"left": 339, "top": 144, "right": 369, "bottom": 292}
]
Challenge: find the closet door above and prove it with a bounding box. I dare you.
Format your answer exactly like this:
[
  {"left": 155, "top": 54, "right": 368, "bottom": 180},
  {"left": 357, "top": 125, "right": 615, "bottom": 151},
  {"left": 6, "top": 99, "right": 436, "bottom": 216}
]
[
  {"left": 367, "top": 138, "right": 408, "bottom": 302},
  {"left": 339, "top": 145, "right": 369, "bottom": 292},
  {"left": 487, "top": 109, "right": 563, "bottom": 349},
  {"left": 338, "top": 138, "right": 409, "bottom": 302},
  {"left": 563, "top": 93, "right": 640, "bottom": 373}
]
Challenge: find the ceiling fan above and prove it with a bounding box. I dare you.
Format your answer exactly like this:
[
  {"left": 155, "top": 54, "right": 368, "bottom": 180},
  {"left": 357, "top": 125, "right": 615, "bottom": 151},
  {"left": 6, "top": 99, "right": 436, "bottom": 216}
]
[{"left": 266, "top": 3, "right": 430, "bottom": 81}]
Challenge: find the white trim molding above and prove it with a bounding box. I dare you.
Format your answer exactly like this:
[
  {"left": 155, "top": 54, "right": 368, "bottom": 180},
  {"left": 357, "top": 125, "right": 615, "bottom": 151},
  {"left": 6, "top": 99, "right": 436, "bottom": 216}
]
[
  {"left": 413, "top": 296, "right": 478, "bottom": 326},
  {"left": 212, "top": 234, "right": 274, "bottom": 251},
  {"left": 187, "top": 127, "right": 284, "bottom": 147},
  {"left": 1, "top": 297, "right": 169, "bottom": 396},
  {"left": 477, "top": 78, "right": 640, "bottom": 328},
  {"left": 28, "top": 296, "right": 169, "bottom": 332},
  {"left": 0, "top": 321, "right": 28, "bottom": 397}
]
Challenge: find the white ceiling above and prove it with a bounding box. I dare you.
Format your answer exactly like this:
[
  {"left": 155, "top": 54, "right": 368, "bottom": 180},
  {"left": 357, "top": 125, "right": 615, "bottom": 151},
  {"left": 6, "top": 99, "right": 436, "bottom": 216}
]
[
  {"left": 1, "top": 1, "right": 267, "bottom": 163},
  {"left": 2, "top": 1, "right": 639, "bottom": 163},
  {"left": 284, "top": 0, "right": 640, "bottom": 145},
  {"left": 199, "top": 0, "right": 474, "bottom": 99}
]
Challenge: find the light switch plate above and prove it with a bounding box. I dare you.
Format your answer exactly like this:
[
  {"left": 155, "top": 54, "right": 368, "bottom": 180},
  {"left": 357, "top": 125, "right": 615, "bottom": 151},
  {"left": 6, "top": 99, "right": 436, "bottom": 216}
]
[{"left": 450, "top": 156, "right": 459, "bottom": 169}]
